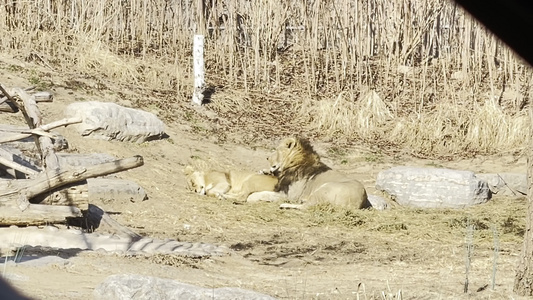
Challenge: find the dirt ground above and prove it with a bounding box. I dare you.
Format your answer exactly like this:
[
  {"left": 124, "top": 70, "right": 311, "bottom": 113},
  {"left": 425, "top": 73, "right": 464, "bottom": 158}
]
[{"left": 0, "top": 54, "right": 530, "bottom": 299}]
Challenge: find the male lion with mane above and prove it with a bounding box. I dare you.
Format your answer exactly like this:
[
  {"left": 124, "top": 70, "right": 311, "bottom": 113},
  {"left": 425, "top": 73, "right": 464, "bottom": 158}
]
[{"left": 262, "top": 136, "right": 372, "bottom": 210}]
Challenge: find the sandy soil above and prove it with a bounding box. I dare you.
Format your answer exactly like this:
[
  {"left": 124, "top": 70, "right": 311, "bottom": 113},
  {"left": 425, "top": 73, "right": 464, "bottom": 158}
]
[{"left": 0, "top": 55, "right": 530, "bottom": 299}]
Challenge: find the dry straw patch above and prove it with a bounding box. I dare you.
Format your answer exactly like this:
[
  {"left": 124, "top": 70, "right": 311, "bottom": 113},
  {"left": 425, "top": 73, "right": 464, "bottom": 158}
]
[
  {"left": 303, "top": 88, "right": 528, "bottom": 157},
  {"left": 75, "top": 39, "right": 140, "bottom": 82},
  {"left": 304, "top": 198, "right": 525, "bottom": 248},
  {"left": 302, "top": 90, "right": 392, "bottom": 141},
  {"left": 465, "top": 100, "right": 528, "bottom": 153},
  {"left": 389, "top": 99, "right": 529, "bottom": 156}
]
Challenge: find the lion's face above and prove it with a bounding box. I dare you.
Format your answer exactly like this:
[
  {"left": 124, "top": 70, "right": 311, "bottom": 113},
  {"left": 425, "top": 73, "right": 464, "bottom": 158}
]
[
  {"left": 186, "top": 171, "right": 207, "bottom": 195},
  {"left": 267, "top": 137, "right": 298, "bottom": 175}
]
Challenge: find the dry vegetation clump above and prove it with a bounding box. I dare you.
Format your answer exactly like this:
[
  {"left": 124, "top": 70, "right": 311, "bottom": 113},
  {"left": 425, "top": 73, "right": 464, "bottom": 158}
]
[
  {"left": 206, "top": 91, "right": 308, "bottom": 142},
  {"left": 304, "top": 199, "right": 525, "bottom": 246},
  {"left": 388, "top": 99, "right": 529, "bottom": 157},
  {"left": 0, "top": 0, "right": 531, "bottom": 157},
  {"left": 301, "top": 90, "right": 393, "bottom": 143}
]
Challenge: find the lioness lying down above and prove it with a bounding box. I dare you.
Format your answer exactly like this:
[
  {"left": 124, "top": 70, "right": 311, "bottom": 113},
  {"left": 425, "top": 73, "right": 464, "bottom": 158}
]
[
  {"left": 184, "top": 166, "right": 279, "bottom": 202},
  {"left": 258, "top": 137, "right": 372, "bottom": 210}
]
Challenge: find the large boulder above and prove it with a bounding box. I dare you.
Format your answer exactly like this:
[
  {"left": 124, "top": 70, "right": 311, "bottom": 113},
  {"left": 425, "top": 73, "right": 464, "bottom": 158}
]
[
  {"left": 65, "top": 101, "right": 165, "bottom": 143},
  {"left": 376, "top": 167, "right": 491, "bottom": 208},
  {"left": 94, "top": 274, "right": 277, "bottom": 300}
]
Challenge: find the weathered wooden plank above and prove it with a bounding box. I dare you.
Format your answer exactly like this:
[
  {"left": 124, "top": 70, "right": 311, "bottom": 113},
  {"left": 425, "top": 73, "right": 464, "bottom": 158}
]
[{"left": 0, "top": 204, "right": 81, "bottom": 226}]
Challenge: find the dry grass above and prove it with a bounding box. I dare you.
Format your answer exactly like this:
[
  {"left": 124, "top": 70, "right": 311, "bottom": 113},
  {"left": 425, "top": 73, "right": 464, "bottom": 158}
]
[
  {"left": 388, "top": 99, "right": 529, "bottom": 157},
  {"left": 302, "top": 90, "right": 393, "bottom": 142},
  {"left": 300, "top": 89, "right": 528, "bottom": 157},
  {"left": 0, "top": 0, "right": 531, "bottom": 157},
  {"left": 305, "top": 198, "right": 525, "bottom": 246}
]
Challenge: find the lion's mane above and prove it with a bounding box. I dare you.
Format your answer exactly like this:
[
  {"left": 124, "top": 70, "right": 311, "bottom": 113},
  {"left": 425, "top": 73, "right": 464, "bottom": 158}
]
[{"left": 274, "top": 138, "right": 331, "bottom": 193}]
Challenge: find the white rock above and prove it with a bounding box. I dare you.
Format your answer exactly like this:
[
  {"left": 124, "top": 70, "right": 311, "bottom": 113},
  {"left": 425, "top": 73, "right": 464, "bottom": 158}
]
[
  {"left": 64, "top": 101, "right": 165, "bottom": 143},
  {"left": 376, "top": 167, "right": 491, "bottom": 208},
  {"left": 93, "top": 274, "right": 277, "bottom": 300}
]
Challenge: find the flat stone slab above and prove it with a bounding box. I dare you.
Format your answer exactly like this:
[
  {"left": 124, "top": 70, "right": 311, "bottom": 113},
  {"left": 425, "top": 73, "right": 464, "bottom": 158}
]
[
  {"left": 0, "top": 226, "right": 228, "bottom": 257},
  {"left": 94, "top": 274, "right": 277, "bottom": 300},
  {"left": 376, "top": 167, "right": 491, "bottom": 208}
]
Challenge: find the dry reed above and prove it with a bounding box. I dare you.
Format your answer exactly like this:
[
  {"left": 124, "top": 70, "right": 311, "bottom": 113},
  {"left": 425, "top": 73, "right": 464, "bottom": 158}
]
[{"left": 0, "top": 0, "right": 530, "bottom": 156}]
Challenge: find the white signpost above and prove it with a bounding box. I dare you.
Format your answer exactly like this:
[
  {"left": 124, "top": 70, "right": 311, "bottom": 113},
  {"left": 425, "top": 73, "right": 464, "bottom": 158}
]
[{"left": 192, "top": 34, "right": 205, "bottom": 105}]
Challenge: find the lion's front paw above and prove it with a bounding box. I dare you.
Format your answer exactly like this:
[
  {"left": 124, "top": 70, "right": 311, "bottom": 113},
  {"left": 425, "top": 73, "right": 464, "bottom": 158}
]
[
  {"left": 259, "top": 169, "right": 272, "bottom": 175},
  {"left": 216, "top": 193, "right": 227, "bottom": 201}
]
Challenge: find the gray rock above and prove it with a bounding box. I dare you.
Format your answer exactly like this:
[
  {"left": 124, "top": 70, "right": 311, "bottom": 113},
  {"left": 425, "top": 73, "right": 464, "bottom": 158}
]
[
  {"left": 87, "top": 178, "right": 148, "bottom": 203},
  {"left": 375, "top": 167, "right": 491, "bottom": 208},
  {"left": 65, "top": 101, "right": 166, "bottom": 143},
  {"left": 94, "top": 274, "right": 277, "bottom": 300},
  {"left": 57, "top": 153, "right": 116, "bottom": 168},
  {"left": 367, "top": 194, "right": 388, "bottom": 210},
  {"left": 475, "top": 173, "right": 527, "bottom": 197}
]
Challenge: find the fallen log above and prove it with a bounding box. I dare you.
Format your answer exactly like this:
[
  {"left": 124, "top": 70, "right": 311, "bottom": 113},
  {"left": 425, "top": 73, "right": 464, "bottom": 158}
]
[
  {"left": 0, "top": 204, "right": 82, "bottom": 226},
  {"left": 1, "top": 87, "right": 52, "bottom": 104},
  {"left": 0, "top": 118, "right": 81, "bottom": 144},
  {"left": 0, "top": 126, "right": 68, "bottom": 154},
  {"left": 0, "top": 146, "right": 40, "bottom": 178},
  {"left": 0, "top": 85, "right": 34, "bottom": 138},
  {"left": 26, "top": 155, "right": 144, "bottom": 199},
  {"left": 0, "top": 100, "right": 17, "bottom": 113},
  {"left": 0, "top": 156, "right": 144, "bottom": 225},
  {"left": 32, "top": 181, "right": 89, "bottom": 209},
  {"left": 0, "top": 85, "right": 19, "bottom": 113},
  {"left": 15, "top": 87, "right": 60, "bottom": 172},
  {"left": 33, "top": 178, "right": 147, "bottom": 208}
]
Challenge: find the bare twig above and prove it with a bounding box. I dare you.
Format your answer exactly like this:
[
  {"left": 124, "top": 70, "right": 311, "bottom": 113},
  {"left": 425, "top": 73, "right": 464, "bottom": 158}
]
[{"left": 0, "top": 117, "right": 82, "bottom": 144}]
